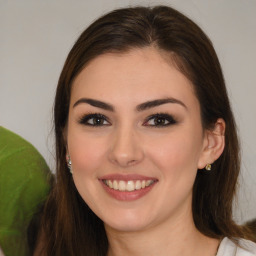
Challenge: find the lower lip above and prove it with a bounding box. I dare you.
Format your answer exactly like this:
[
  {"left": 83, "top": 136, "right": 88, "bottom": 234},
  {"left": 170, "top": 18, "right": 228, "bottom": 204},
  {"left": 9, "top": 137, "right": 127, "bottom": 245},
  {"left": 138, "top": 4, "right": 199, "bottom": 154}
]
[{"left": 100, "top": 180, "right": 157, "bottom": 201}]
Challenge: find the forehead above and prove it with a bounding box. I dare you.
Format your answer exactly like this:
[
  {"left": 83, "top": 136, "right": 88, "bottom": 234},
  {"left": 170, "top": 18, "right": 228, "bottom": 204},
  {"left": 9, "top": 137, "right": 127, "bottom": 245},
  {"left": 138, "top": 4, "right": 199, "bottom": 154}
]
[{"left": 71, "top": 47, "right": 198, "bottom": 109}]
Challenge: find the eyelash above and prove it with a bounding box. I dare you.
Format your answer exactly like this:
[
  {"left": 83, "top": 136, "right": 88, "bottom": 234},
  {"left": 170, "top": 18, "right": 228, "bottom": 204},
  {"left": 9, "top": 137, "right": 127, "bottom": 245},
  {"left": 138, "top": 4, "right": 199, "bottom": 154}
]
[
  {"left": 78, "top": 113, "right": 177, "bottom": 127},
  {"left": 143, "top": 113, "right": 177, "bottom": 127},
  {"left": 78, "top": 113, "right": 111, "bottom": 126}
]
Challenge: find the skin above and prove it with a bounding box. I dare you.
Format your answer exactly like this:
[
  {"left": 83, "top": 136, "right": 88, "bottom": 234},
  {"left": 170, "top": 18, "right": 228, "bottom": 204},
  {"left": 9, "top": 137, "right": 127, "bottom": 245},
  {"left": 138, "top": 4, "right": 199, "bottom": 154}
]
[{"left": 66, "top": 47, "right": 225, "bottom": 256}]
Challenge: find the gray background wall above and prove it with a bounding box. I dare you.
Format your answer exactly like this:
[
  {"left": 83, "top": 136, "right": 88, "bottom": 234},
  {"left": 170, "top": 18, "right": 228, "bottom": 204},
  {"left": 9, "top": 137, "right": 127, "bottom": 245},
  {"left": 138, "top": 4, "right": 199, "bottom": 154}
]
[{"left": 1, "top": 0, "right": 255, "bottom": 223}]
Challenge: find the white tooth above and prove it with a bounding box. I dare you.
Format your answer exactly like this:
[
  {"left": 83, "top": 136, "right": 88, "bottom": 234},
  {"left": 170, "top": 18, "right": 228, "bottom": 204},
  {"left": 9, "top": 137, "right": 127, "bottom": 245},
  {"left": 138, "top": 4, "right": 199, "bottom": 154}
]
[
  {"left": 135, "top": 180, "right": 142, "bottom": 190},
  {"left": 126, "top": 181, "right": 135, "bottom": 191},
  {"left": 108, "top": 180, "right": 113, "bottom": 188},
  {"left": 119, "top": 181, "right": 126, "bottom": 191},
  {"left": 107, "top": 179, "right": 153, "bottom": 191},
  {"left": 145, "top": 180, "right": 152, "bottom": 186},
  {"left": 113, "top": 180, "right": 118, "bottom": 190}
]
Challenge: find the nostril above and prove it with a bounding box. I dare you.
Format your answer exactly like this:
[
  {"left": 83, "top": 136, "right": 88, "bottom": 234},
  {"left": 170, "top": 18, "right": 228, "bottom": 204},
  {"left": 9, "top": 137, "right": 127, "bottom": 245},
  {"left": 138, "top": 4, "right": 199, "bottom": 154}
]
[
  {"left": 127, "top": 159, "right": 136, "bottom": 165},
  {"left": 108, "top": 152, "right": 143, "bottom": 167},
  {"left": 114, "top": 157, "right": 138, "bottom": 167}
]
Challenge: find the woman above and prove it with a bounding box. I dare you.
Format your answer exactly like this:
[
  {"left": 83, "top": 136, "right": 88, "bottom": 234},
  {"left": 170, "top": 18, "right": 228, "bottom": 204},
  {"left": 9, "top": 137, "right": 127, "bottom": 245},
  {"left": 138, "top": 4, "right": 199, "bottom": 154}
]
[{"left": 35, "top": 5, "right": 256, "bottom": 256}]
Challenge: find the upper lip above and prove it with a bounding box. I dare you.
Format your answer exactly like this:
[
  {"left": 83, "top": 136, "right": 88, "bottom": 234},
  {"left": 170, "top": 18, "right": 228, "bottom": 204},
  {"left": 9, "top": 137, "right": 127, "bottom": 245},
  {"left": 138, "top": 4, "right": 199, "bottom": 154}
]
[{"left": 99, "top": 173, "right": 158, "bottom": 181}]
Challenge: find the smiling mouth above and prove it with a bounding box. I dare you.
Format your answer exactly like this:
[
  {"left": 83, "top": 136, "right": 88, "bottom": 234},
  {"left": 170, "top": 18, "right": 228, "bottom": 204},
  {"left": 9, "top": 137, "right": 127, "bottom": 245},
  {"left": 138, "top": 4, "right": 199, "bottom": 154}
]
[{"left": 102, "top": 179, "right": 156, "bottom": 192}]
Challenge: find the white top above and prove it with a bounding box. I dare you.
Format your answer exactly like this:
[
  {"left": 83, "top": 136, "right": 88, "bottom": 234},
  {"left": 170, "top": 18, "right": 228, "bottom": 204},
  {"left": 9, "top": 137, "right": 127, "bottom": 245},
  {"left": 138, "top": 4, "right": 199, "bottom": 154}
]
[{"left": 217, "top": 237, "right": 256, "bottom": 256}]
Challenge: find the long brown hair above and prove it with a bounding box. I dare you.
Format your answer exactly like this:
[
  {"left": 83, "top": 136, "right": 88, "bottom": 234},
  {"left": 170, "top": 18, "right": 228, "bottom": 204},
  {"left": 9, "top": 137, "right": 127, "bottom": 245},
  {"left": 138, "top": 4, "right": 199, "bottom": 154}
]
[{"left": 38, "top": 5, "right": 252, "bottom": 255}]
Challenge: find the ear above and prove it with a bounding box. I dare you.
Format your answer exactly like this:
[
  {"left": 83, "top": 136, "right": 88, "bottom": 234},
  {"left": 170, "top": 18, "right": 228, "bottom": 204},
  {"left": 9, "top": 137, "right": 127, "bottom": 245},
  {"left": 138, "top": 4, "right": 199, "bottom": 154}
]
[{"left": 197, "top": 118, "right": 225, "bottom": 169}]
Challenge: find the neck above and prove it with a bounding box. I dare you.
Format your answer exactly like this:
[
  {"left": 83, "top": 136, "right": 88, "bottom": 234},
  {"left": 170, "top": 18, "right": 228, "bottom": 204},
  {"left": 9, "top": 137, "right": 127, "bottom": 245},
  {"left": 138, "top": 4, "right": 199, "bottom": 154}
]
[{"left": 105, "top": 210, "right": 219, "bottom": 256}]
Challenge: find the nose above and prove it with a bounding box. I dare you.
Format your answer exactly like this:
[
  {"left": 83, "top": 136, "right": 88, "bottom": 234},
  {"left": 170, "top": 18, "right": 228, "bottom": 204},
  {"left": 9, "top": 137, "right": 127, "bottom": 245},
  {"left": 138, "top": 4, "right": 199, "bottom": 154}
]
[{"left": 108, "top": 126, "right": 144, "bottom": 167}]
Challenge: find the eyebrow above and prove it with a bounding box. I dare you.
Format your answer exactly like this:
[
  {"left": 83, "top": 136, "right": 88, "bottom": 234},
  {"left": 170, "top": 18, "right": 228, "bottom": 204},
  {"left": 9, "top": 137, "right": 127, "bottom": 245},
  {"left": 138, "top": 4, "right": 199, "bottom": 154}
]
[
  {"left": 73, "top": 97, "right": 187, "bottom": 112},
  {"left": 73, "top": 98, "right": 114, "bottom": 111},
  {"left": 136, "top": 98, "right": 187, "bottom": 111}
]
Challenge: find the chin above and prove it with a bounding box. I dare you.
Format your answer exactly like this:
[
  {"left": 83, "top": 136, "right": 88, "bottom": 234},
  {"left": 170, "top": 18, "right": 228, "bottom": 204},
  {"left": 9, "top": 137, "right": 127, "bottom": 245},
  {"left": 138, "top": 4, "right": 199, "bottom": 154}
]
[
  {"left": 104, "top": 219, "right": 149, "bottom": 233},
  {"left": 101, "top": 208, "right": 155, "bottom": 233}
]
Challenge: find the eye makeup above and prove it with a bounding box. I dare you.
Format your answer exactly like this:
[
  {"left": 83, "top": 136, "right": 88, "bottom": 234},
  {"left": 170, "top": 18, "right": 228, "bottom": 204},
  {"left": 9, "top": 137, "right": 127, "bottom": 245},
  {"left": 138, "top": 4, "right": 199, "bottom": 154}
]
[
  {"left": 77, "top": 112, "right": 178, "bottom": 128},
  {"left": 143, "top": 113, "right": 177, "bottom": 128},
  {"left": 78, "top": 113, "right": 111, "bottom": 126}
]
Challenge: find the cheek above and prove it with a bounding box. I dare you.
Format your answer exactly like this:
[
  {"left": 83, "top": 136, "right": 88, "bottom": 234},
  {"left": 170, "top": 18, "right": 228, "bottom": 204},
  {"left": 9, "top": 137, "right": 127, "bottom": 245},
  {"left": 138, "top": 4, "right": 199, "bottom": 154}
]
[
  {"left": 67, "top": 131, "right": 107, "bottom": 177},
  {"left": 67, "top": 132, "right": 107, "bottom": 206},
  {"left": 146, "top": 130, "right": 203, "bottom": 176}
]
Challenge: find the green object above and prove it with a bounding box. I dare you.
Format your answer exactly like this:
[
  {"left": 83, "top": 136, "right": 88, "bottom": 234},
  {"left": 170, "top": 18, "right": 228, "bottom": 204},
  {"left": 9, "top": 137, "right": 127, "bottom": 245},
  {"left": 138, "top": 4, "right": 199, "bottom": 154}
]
[{"left": 0, "top": 127, "right": 52, "bottom": 256}]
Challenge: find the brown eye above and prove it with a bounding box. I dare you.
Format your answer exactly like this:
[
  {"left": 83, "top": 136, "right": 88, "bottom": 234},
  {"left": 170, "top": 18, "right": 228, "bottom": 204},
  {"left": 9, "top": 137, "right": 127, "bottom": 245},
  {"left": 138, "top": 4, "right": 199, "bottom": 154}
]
[
  {"left": 79, "top": 114, "right": 110, "bottom": 126},
  {"left": 144, "top": 113, "right": 177, "bottom": 127},
  {"left": 154, "top": 117, "right": 169, "bottom": 125},
  {"left": 92, "top": 117, "right": 105, "bottom": 125}
]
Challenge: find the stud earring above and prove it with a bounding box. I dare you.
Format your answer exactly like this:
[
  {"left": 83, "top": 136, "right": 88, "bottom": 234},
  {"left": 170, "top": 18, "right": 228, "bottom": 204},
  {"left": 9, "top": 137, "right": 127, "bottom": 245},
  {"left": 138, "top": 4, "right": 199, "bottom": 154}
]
[
  {"left": 205, "top": 164, "right": 212, "bottom": 171},
  {"left": 67, "top": 155, "right": 73, "bottom": 174}
]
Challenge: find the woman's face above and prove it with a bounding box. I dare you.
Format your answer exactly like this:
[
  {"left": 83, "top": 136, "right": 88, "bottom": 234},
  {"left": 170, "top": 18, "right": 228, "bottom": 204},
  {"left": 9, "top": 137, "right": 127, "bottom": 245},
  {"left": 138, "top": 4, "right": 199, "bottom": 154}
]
[{"left": 67, "top": 47, "right": 209, "bottom": 233}]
